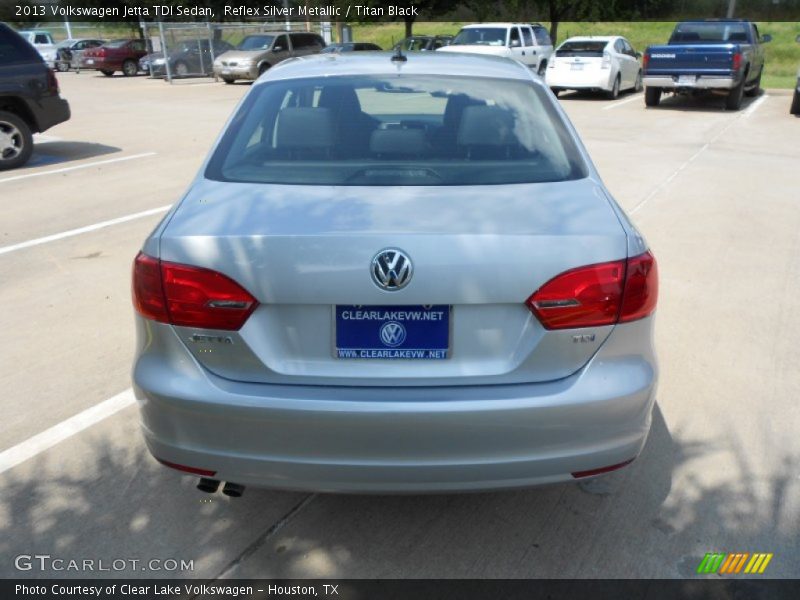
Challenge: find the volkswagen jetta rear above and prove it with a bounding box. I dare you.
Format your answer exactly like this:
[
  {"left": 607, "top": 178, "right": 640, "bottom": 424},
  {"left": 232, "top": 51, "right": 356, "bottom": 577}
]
[{"left": 132, "top": 53, "right": 658, "bottom": 493}]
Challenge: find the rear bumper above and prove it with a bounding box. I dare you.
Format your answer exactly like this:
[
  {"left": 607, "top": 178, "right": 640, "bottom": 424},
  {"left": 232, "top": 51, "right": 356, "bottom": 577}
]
[
  {"left": 643, "top": 75, "right": 738, "bottom": 90},
  {"left": 134, "top": 317, "right": 657, "bottom": 493},
  {"left": 545, "top": 69, "right": 614, "bottom": 91},
  {"left": 34, "top": 96, "right": 70, "bottom": 132}
]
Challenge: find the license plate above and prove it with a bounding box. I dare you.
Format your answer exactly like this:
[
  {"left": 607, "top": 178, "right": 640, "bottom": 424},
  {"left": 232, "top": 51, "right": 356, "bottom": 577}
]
[
  {"left": 86, "top": 59, "right": 94, "bottom": 65},
  {"left": 335, "top": 305, "right": 450, "bottom": 359},
  {"left": 221, "top": 68, "right": 231, "bottom": 75},
  {"left": 678, "top": 75, "right": 696, "bottom": 85},
  {"left": 570, "top": 63, "right": 584, "bottom": 71}
]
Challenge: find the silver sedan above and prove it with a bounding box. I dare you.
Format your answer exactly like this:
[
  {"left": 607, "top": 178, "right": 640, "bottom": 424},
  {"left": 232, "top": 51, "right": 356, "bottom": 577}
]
[{"left": 132, "top": 52, "right": 658, "bottom": 495}]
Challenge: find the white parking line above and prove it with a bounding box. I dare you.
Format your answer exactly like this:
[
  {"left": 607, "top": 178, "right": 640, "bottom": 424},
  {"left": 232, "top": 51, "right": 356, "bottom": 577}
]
[
  {"left": 0, "top": 152, "right": 157, "bottom": 184},
  {"left": 0, "top": 389, "right": 135, "bottom": 475},
  {"left": 602, "top": 94, "right": 642, "bottom": 110},
  {"left": 0, "top": 205, "right": 171, "bottom": 256},
  {"left": 630, "top": 95, "right": 769, "bottom": 215}
]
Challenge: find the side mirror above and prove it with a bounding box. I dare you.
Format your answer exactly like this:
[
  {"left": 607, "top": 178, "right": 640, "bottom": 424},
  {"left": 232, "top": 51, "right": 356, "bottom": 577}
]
[{"left": 761, "top": 34, "right": 772, "bottom": 43}]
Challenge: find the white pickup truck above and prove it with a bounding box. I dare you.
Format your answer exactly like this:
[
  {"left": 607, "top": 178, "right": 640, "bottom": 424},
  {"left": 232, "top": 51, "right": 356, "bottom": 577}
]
[{"left": 17, "top": 30, "right": 57, "bottom": 67}]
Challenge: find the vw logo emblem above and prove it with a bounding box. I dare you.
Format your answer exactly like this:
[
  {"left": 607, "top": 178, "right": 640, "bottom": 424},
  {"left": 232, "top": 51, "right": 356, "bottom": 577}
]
[
  {"left": 371, "top": 248, "right": 413, "bottom": 291},
  {"left": 380, "top": 321, "right": 407, "bottom": 347}
]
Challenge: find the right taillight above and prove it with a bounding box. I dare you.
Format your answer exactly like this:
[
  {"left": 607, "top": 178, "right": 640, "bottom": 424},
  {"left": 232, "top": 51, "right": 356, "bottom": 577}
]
[
  {"left": 732, "top": 52, "right": 742, "bottom": 72},
  {"left": 526, "top": 251, "right": 657, "bottom": 330},
  {"left": 132, "top": 252, "right": 258, "bottom": 331}
]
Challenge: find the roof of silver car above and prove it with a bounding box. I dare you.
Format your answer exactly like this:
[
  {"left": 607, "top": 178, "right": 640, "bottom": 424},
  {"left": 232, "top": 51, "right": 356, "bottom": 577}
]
[{"left": 258, "top": 52, "right": 535, "bottom": 84}]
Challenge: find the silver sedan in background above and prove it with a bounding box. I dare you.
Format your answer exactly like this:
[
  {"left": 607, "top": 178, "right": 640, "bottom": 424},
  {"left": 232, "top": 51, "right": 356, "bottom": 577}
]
[{"left": 132, "top": 52, "right": 658, "bottom": 495}]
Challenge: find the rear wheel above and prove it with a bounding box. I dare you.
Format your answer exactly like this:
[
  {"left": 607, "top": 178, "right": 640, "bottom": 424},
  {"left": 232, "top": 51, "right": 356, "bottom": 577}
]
[
  {"left": 222, "top": 76, "right": 235, "bottom": 85},
  {"left": 100, "top": 70, "right": 114, "bottom": 77},
  {"left": 791, "top": 88, "right": 800, "bottom": 115},
  {"left": 634, "top": 70, "right": 643, "bottom": 92},
  {"left": 56, "top": 60, "right": 69, "bottom": 72},
  {"left": 0, "top": 110, "right": 34, "bottom": 171},
  {"left": 606, "top": 75, "right": 620, "bottom": 100},
  {"left": 644, "top": 86, "right": 661, "bottom": 107},
  {"left": 745, "top": 69, "right": 762, "bottom": 97},
  {"left": 122, "top": 59, "right": 138, "bottom": 77},
  {"left": 537, "top": 61, "right": 547, "bottom": 77},
  {"left": 725, "top": 74, "right": 746, "bottom": 111}
]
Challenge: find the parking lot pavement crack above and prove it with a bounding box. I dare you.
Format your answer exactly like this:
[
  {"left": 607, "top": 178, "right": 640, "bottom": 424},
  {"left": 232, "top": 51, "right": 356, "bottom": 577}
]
[{"left": 197, "top": 493, "right": 317, "bottom": 587}]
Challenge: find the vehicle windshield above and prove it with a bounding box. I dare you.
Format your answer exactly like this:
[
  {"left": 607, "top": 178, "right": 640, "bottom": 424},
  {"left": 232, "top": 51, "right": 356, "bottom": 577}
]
[
  {"left": 238, "top": 35, "right": 274, "bottom": 51},
  {"left": 451, "top": 28, "right": 507, "bottom": 46},
  {"left": 669, "top": 22, "right": 750, "bottom": 43},
  {"left": 206, "top": 75, "right": 587, "bottom": 186},
  {"left": 556, "top": 41, "right": 608, "bottom": 57},
  {"left": 105, "top": 39, "right": 130, "bottom": 48},
  {"left": 398, "top": 38, "right": 430, "bottom": 51},
  {"left": 177, "top": 40, "right": 205, "bottom": 52}
]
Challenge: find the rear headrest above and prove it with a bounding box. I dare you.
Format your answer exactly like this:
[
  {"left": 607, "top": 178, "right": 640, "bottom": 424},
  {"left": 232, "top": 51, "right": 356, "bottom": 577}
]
[
  {"left": 457, "top": 105, "right": 516, "bottom": 146},
  {"left": 728, "top": 32, "right": 747, "bottom": 42},
  {"left": 274, "top": 107, "right": 334, "bottom": 149},
  {"left": 674, "top": 32, "right": 701, "bottom": 42},
  {"left": 370, "top": 129, "right": 428, "bottom": 156}
]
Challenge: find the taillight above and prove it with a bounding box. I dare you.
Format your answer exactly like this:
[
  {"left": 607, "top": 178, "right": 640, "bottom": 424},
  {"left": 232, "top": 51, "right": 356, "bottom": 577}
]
[
  {"left": 601, "top": 51, "right": 611, "bottom": 69},
  {"left": 642, "top": 53, "right": 650, "bottom": 70},
  {"left": 156, "top": 458, "right": 216, "bottom": 477},
  {"left": 732, "top": 52, "right": 742, "bottom": 72},
  {"left": 132, "top": 252, "right": 258, "bottom": 330},
  {"left": 526, "top": 251, "right": 657, "bottom": 330},
  {"left": 47, "top": 68, "right": 59, "bottom": 94}
]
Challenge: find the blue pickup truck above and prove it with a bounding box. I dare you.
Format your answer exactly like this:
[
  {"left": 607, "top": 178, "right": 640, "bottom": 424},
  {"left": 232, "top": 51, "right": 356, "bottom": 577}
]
[{"left": 643, "top": 19, "right": 771, "bottom": 111}]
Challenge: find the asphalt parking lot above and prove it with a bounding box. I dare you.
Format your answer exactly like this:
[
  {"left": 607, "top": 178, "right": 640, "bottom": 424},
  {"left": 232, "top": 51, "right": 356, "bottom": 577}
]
[{"left": 1, "top": 71, "right": 798, "bottom": 580}]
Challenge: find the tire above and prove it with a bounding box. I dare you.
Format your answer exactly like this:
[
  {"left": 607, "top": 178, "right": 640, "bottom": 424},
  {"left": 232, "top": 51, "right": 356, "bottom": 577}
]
[
  {"left": 55, "top": 61, "right": 69, "bottom": 72},
  {"left": 606, "top": 75, "right": 620, "bottom": 99},
  {"left": 258, "top": 63, "right": 270, "bottom": 76},
  {"left": 634, "top": 70, "right": 643, "bottom": 92},
  {"left": 0, "top": 110, "right": 34, "bottom": 171},
  {"left": 644, "top": 86, "right": 661, "bottom": 107},
  {"left": 174, "top": 61, "right": 189, "bottom": 77},
  {"left": 550, "top": 87, "right": 561, "bottom": 97},
  {"left": 537, "top": 61, "right": 547, "bottom": 77},
  {"left": 122, "top": 59, "right": 138, "bottom": 77},
  {"left": 745, "top": 69, "right": 762, "bottom": 97},
  {"left": 222, "top": 77, "right": 235, "bottom": 85},
  {"left": 100, "top": 70, "right": 114, "bottom": 77},
  {"left": 725, "top": 74, "right": 746, "bottom": 111},
  {"left": 791, "top": 88, "right": 800, "bottom": 115}
]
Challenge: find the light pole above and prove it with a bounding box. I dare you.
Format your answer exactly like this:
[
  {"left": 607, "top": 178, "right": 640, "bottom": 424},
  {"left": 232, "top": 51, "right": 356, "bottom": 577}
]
[{"left": 727, "top": 0, "right": 736, "bottom": 18}]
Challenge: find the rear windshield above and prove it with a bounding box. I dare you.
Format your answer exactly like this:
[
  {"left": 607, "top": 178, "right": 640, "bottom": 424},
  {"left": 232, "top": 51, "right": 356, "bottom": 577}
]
[
  {"left": 556, "top": 41, "right": 608, "bottom": 57},
  {"left": 206, "top": 75, "right": 587, "bottom": 186},
  {"left": 670, "top": 22, "right": 750, "bottom": 44},
  {"left": 238, "top": 35, "right": 274, "bottom": 50},
  {"left": 451, "top": 28, "right": 507, "bottom": 46}
]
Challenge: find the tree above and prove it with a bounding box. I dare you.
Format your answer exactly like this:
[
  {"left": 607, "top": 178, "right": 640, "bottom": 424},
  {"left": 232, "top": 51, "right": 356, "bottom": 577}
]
[{"left": 532, "top": 0, "right": 592, "bottom": 45}]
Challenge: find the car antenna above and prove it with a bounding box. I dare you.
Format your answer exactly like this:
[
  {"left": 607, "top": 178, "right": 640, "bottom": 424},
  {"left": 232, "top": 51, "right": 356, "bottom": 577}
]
[{"left": 391, "top": 45, "right": 407, "bottom": 62}]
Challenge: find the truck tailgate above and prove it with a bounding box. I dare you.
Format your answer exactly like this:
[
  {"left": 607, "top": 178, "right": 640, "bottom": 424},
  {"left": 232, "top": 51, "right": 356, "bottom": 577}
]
[{"left": 646, "top": 43, "right": 738, "bottom": 76}]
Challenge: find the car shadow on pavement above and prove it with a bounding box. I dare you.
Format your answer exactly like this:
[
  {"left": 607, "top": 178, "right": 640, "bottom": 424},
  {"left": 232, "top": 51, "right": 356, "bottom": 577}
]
[
  {"left": 557, "top": 89, "right": 642, "bottom": 103},
  {"left": 1, "top": 402, "right": 797, "bottom": 580},
  {"left": 646, "top": 89, "right": 765, "bottom": 113},
  {"left": 25, "top": 142, "right": 122, "bottom": 169}
]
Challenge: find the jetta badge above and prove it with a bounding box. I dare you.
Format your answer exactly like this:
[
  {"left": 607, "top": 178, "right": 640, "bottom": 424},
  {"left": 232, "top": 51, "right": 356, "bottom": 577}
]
[{"left": 371, "top": 248, "right": 413, "bottom": 291}]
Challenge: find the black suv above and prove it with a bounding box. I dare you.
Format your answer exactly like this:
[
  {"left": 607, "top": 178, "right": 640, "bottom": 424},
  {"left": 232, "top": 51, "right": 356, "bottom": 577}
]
[{"left": 0, "top": 23, "right": 71, "bottom": 170}]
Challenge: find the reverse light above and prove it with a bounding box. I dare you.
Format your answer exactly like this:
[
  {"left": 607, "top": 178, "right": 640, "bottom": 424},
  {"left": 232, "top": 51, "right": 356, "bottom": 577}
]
[
  {"left": 526, "top": 251, "right": 658, "bottom": 330},
  {"left": 132, "top": 252, "right": 258, "bottom": 330}
]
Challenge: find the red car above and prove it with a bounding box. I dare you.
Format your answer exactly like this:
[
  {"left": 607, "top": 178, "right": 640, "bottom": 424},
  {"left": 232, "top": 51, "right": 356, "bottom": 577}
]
[{"left": 80, "top": 39, "right": 149, "bottom": 77}]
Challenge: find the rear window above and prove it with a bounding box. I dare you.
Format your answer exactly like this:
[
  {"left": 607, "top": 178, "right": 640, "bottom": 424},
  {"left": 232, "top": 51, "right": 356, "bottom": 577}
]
[
  {"left": 0, "top": 25, "right": 42, "bottom": 64},
  {"left": 451, "top": 28, "right": 507, "bottom": 46},
  {"left": 669, "top": 22, "right": 750, "bottom": 43},
  {"left": 206, "top": 75, "right": 587, "bottom": 186},
  {"left": 556, "top": 41, "right": 608, "bottom": 57}
]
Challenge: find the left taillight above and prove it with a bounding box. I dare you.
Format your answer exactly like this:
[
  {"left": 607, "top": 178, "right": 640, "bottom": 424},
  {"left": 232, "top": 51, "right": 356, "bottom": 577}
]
[
  {"left": 526, "top": 251, "right": 658, "bottom": 330},
  {"left": 132, "top": 252, "right": 258, "bottom": 331},
  {"left": 47, "top": 68, "right": 60, "bottom": 94}
]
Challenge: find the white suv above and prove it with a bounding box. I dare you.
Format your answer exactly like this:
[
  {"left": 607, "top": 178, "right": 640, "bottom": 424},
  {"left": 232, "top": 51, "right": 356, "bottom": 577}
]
[{"left": 438, "top": 23, "right": 554, "bottom": 75}]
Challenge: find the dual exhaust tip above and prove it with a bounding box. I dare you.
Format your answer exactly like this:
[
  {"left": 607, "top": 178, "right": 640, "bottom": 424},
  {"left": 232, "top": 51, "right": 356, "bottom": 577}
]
[{"left": 197, "top": 478, "right": 245, "bottom": 498}]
